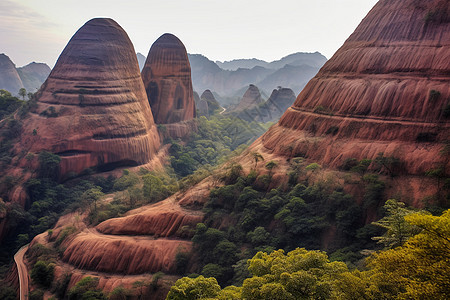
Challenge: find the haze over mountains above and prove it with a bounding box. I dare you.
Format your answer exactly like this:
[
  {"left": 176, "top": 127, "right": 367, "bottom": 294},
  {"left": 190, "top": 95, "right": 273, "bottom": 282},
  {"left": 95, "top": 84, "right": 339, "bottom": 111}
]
[
  {"left": 1, "top": 50, "right": 324, "bottom": 106},
  {"left": 138, "top": 51, "right": 326, "bottom": 101},
  {"left": 188, "top": 52, "right": 326, "bottom": 100},
  {"left": 0, "top": 53, "right": 51, "bottom": 96}
]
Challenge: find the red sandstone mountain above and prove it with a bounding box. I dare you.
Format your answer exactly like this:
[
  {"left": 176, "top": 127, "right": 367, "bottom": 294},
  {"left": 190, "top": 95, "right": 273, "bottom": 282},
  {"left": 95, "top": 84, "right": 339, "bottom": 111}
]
[
  {"left": 142, "top": 33, "right": 195, "bottom": 125},
  {"left": 252, "top": 0, "right": 449, "bottom": 181},
  {"left": 18, "top": 18, "right": 161, "bottom": 176}
]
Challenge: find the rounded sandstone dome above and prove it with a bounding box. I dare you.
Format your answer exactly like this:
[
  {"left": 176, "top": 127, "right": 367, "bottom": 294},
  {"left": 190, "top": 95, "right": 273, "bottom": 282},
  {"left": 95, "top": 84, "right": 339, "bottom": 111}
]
[
  {"left": 142, "top": 33, "right": 195, "bottom": 124},
  {"left": 20, "top": 18, "right": 160, "bottom": 177}
]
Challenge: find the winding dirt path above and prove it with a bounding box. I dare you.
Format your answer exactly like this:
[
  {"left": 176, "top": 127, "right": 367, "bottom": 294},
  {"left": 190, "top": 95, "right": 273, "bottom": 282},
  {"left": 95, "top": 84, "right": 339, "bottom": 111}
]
[{"left": 14, "top": 244, "right": 29, "bottom": 300}]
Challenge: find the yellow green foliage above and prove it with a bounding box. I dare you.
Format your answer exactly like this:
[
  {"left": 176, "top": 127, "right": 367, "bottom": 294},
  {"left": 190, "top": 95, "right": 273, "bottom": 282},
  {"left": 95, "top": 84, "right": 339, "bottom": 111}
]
[
  {"left": 366, "top": 209, "right": 450, "bottom": 299},
  {"left": 166, "top": 276, "right": 221, "bottom": 300},
  {"left": 168, "top": 209, "right": 450, "bottom": 299}
]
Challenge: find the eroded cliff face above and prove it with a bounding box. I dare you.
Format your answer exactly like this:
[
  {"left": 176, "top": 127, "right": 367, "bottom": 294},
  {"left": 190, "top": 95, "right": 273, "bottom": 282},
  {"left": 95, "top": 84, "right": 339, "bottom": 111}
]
[
  {"left": 55, "top": 181, "right": 212, "bottom": 276},
  {"left": 142, "top": 33, "right": 195, "bottom": 125},
  {"left": 18, "top": 18, "right": 161, "bottom": 176},
  {"left": 255, "top": 0, "right": 450, "bottom": 177}
]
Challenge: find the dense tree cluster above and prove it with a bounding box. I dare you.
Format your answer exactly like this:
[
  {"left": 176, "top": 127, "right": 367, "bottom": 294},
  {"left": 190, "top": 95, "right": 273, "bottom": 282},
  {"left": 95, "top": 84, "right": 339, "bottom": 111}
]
[
  {"left": 168, "top": 209, "right": 450, "bottom": 299},
  {"left": 169, "top": 116, "right": 269, "bottom": 177}
]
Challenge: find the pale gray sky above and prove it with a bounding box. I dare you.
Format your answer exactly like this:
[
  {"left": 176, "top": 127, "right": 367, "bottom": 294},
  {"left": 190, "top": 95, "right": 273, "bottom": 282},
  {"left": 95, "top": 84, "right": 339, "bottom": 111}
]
[{"left": 0, "top": 0, "right": 378, "bottom": 67}]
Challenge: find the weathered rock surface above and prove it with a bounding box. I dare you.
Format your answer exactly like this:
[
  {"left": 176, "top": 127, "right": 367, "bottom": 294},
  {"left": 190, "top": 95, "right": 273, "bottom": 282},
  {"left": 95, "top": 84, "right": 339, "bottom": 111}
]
[
  {"left": 17, "top": 62, "right": 51, "bottom": 93},
  {"left": 237, "top": 87, "right": 296, "bottom": 122},
  {"left": 63, "top": 231, "right": 192, "bottom": 274},
  {"left": 198, "top": 89, "right": 221, "bottom": 116},
  {"left": 142, "top": 33, "right": 195, "bottom": 124},
  {"left": 196, "top": 98, "right": 209, "bottom": 116},
  {"left": 18, "top": 18, "right": 160, "bottom": 176},
  {"left": 233, "top": 84, "right": 264, "bottom": 112},
  {"left": 0, "top": 54, "right": 24, "bottom": 95},
  {"left": 254, "top": 0, "right": 450, "bottom": 176},
  {"left": 96, "top": 199, "right": 202, "bottom": 237}
]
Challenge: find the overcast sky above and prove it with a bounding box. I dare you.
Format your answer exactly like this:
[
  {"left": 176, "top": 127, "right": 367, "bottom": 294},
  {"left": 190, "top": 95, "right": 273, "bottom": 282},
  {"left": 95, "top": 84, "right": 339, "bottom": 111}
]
[{"left": 0, "top": 0, "right": 378, "bottom": 67}]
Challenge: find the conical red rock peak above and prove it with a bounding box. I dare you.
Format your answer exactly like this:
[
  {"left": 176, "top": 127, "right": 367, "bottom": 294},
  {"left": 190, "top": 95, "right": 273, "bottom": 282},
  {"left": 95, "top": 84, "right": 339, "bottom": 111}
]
[
  {"left": 141, "top": 33, "right": 195, "bottom": 124},
  {"left": 254, "top": 0, "right": 450, "bottom": 176},
  {"left": 235, "top": 84, "right": 264, "bottom": 111},
  {"left": 20, "top": 18, "right": 160, "bottom": 176}
]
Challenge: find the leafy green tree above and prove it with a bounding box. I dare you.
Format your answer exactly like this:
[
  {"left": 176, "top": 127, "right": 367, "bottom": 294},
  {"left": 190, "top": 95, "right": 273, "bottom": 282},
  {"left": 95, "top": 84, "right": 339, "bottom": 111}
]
[
  {"left": 81, "top": 187, "right": 103, "bottom": 212},
  {"left": 68, "top": 276, "right": 106, "bottom": 300},
  {"left": 38, "top": 151, "right": 61, "bottom": 180},
  {"left": 372, "top": 199, "right": 421, "bottom": 248},
  {"left": 30, "top": 260, "right": 54, "bottom": 288},
  {"left": 201, "top": 264, "right": 225, "bottom": 281},
  {"left": 113, "top": 170, "right": 139, "bottom": 191},
  {"left": 166, "top": 275, "right": 221, "bottom": 300},
  {"left": 362, "top": 174, "right": 385, "bottom": 209},
  {"left": 247, "top": 226, "right": 270, "bottom": 246},
  {"left": 366, "top": 209, "right": 450, "bottom": 299},
  {"left": 241, "top": 248, "right": 348, "bottom": 299},
  {"left": 250, "top": 151, "right": 264, "bottom": 170},
  {"left": 374, "top": 152, "right": 401, "bottom": 177},
  {"left": 265, "top": 160, "right": 278, "bottom": 177},
  {"left": 18, "top": 88, "right": 26, "bottom": 100},
  {"left": 109, "top": 286, "right": 131, "bottom": 300},
  {"left": 127, "top": 186, "right": 142, "bottom": 208},
  {"left": 142, "top": 174, "right": 169, "bottom": 202}
]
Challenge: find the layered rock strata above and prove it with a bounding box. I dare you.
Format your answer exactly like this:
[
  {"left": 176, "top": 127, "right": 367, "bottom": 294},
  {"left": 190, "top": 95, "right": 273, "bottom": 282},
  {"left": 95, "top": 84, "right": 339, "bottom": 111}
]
[
  {"left": 142, "top": 33, "right": 195, "bottom": 124},
  {"left": 254, "top": 0, "right": 450, "bottom": 176},
  {"left": 18, "top": 18, "right": 160, "bottom": 176}
]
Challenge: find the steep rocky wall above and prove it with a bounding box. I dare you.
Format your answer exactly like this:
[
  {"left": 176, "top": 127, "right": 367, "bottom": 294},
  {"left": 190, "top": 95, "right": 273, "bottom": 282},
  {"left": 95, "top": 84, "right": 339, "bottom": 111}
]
[
  {"left": 142, "top": 33, "right": 195, "bottom": 124},
  {"left": 17, "top": 18, "right": 160, "bottom": 176},
  {"left": 256, "top": 0, "right": 450, "bottom": 177}
]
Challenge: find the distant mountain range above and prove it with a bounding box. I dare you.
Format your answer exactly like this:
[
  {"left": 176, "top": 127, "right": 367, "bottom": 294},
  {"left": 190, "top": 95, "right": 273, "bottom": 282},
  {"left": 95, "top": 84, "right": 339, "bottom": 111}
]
[
  {"left": 216, "top": 52, "right": 326, "bottom": 70},
  {"left": 0, "top": 51, "right": 326, "bottom": 103},
  {"left": 0, "top": 53, "right": 51, "bottom": 96},
  {"left": 137, "top": 52, "right": 146, "bottom": 71},
  {"left": 187, "top": 52, "right": 326, "bottom": 104}
]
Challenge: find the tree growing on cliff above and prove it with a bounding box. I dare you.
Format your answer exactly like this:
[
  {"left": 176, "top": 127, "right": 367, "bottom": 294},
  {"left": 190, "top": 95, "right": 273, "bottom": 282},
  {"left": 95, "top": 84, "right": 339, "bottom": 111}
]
[
  {"left": 37, "top": 151, "right": 61, "bottom": 180},
  {"left": 250, "top": 151, "right": 264, "bottom": 170},
  {"left": 371, "top": 199, "right": 421, "bottom": 248},
  {"left": 18, "top": 88, "right": 26, "bottom": 100},
  {"left": 30, "top": 260, "right": 54, "bottom": 288},
  {"left": 82, "top": 187, "right": 103, "bottom": 213}
]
